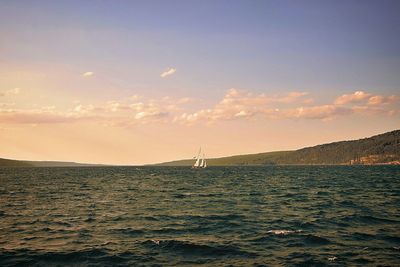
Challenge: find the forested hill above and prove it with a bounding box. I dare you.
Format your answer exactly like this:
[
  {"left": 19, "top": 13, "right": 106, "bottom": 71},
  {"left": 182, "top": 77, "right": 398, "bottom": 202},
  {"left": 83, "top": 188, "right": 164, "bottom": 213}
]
[
  {"left": 1, "top": 130, "right": 399, "bottom": 167},
  {"left": 275, "top": 129, "right": 399, "bottom": 165},
  {"left": 158, "top": 129, "right": 400, "bottom": 166},
  {"left": 0, "top": 158, "right": 33, "bottom": 167},
  {"left": 0, "top": 158, "right": 103, "bottom": 167}
]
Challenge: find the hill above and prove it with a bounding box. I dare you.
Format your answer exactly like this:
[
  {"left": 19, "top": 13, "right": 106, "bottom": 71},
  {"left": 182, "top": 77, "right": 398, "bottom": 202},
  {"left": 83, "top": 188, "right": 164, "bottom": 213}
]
[
  {"left": 2, "top": 130, "right": 399, "bottom": 167},
  {"left": 158, "top": 129, "right": 400, "bottom": 166},
  {"left": 0, "top": 158, "right": 34, "bottom": 167},
  {"left": 0, "top": 158, "right": 103, "bottom": 167}
]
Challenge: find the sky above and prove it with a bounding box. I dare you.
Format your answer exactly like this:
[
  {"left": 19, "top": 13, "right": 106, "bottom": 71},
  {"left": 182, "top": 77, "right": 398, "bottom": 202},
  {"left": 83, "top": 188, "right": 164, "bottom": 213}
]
[{"left": 0, "top": 0, "right": 399, "bottom": 165}]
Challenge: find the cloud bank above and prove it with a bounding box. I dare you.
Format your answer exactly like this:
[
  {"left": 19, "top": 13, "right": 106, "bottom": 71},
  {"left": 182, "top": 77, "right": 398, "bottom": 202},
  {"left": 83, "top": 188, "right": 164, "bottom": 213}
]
[{"left": 0, "top": 89, "right": 398, "bottom": 126}]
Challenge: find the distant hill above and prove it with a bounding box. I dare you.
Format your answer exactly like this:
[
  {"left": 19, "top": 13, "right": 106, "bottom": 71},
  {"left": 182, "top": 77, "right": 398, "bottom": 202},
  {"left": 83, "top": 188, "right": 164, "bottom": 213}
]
[
  {"left": 158, "top": 129, "right": 400, "bottom": 166},
  {"left": 23, "top": 161, "right": 104, "bottom": 167},
  {"left": 0, "top": 158, "right": 33, "bottom": 167},
  {"left": 0, "top": 158, "right": 103, "bottom": 167},
  {"left": 2, "top": 130, "right": 399, "bottom": 167}
]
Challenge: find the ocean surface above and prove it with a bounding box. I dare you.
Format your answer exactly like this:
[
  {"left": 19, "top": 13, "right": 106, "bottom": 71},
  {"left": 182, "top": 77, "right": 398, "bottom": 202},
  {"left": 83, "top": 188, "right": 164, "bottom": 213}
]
[{"left": 0, "top": 166, "right": 399, "bottom": 266}]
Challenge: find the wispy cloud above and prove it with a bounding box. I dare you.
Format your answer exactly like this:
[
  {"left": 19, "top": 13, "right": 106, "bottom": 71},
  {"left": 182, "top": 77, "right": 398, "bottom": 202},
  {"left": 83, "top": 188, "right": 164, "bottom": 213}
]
[
  {"left": 82, "top": 71, "right": 94, "bottom": 77},
  {"left": 174, "top": 89, "right": 310, "bottom": 124},
  {"left": 367, "top": 95, "right": 398, "bottom": 105},
  {"left": 0, "top": 103, "right": 15, "bottom": 107},
  {"left": 160, "top": 68, "right": 176, "bottom": 78},
  {"left": 0, "top": 89, "right": 398, "bottom": 126},
  {"left": 0, "top": 95, "right": 186, "bottom": 126},
  {"left": 175, "top": 89, "right": 399, "bottom": 124},
  {"left": 334, "top": 91, "right": 371, "bottom": 105},
  {"left": 0, "top": 109, "right": 82, "bottom": 124},
  {"left": 283, "top": 105, "right": 352, "bottom": 120},
  {"left": 335, "top": 91, "right": 399, "bottom": 110},
  {"left": 1, "top": 88, "right": 21, "bottom": 97}
]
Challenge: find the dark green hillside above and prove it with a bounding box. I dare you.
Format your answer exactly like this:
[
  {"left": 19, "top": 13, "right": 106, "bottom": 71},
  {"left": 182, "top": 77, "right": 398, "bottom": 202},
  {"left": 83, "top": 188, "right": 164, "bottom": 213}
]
[
  {"left": 0, "top": 158, "right": 104, "bottom": 167},
  {"left": 23, "top": 161, "right": 103, "bottom": 167},
  {"left": 157, "top": 151, "right": 293, "bottom": 166},
  {"left": 158, "top": 129, "right": 400, "bottom": 166},
  {"left": 2, "top": 129, "right": 399, "bottom": 167},
  {"left": 0, "top": 158, "right": 33, "bottom": 167},
  {"left": 275, "top": 129, "right": 399, "bottom": 165}
]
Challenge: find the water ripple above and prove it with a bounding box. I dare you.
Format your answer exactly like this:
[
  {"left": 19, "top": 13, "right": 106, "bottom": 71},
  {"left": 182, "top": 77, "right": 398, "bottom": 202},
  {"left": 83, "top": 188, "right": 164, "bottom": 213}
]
[{"left": 0, "top": 165, "right": 399, "bottom": 266}]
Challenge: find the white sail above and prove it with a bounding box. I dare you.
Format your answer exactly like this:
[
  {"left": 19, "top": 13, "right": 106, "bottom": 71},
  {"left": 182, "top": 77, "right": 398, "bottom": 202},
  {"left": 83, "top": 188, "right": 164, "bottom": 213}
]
[
  {"left": 200, "top": 153, "right": 206, "bottom": 168},
  {"left": 194, "top": 158, "right": 201, "bottom": 167},
  {"left": 192, "top": 148, "right": 207, "bottom": 168},
  {"left": 192, "top": 148, "right": 202, "bottom": 168}
]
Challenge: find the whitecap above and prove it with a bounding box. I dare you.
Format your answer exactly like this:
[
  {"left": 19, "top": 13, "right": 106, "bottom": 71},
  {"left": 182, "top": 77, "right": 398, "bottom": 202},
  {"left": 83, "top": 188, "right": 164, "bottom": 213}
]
[
  {"left": 328, "top": 256, "right": 337, "bottom": 261},
  {"left": 151, "top": 239, "right": 160, "bottom": 245},
  {"left": 267, "top": 229, "right": 302, "bottom": 235}
]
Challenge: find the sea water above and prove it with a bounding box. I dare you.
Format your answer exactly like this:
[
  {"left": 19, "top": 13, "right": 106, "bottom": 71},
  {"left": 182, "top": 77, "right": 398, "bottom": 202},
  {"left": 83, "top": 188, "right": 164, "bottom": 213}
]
[{"left": 0, "top": 166, "right": 399, "bottom": 266}]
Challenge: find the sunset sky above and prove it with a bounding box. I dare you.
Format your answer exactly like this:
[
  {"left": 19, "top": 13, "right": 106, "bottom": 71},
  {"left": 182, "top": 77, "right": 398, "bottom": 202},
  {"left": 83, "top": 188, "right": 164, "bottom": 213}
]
[{"left": 1, "top": 0, "right": 399, "bottom": 165}]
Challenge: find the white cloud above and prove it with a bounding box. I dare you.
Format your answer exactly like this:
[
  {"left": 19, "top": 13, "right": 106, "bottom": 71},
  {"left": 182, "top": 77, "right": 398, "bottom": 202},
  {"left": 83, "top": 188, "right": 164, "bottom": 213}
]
[
  {"left": 74, "top": 104, "right": 96, "bottom": 114},
  {"left": 367, "top": 95, "right": 398, "bottom": 105},
  {"left": 334, "top": 91, "right": 400, "bottom": 109},
  {"left": 1, "top": 89, "right": 397, "bottom": 126},
  {"left": 174, "top": 89, "right": 310, "bottom": 124},
  {"left": 175, "top": 89, "right": 399, "bottom": 124},
  {"left": 284, "top": 105, "right": 352, "bottom": 120},
  {"left": 82, "top": 71, "right": 94, "bottom": 77},
  {"left": 160, "top": 68, "right": 176, "bottom": 78},
  {"left": 334, "top": 91, "right": 371, "bottom": 105},
  {"left": 0, "top": 109, "right": 81, "bottom": 124},
  {"left": 235, "top": 110, "right": 249, "bottom": 117}
]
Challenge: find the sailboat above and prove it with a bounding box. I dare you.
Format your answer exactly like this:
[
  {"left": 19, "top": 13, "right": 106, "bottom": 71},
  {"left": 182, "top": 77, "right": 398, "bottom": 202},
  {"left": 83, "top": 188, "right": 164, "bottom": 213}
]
[{"left": 192, "top": 148, "right": 207, "bottom": 169}]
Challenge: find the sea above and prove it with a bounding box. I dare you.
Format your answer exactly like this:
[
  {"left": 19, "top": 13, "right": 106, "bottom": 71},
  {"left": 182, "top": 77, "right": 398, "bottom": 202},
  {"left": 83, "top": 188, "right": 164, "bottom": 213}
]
[{"left": 0, "top": 166, "right": 399, "bottom": 266}]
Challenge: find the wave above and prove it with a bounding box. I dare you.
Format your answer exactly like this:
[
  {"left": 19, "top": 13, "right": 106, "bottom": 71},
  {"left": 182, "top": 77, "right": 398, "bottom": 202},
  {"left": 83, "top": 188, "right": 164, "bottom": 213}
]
[
  {"left": 142, "top": 239, "right": 257, "bottom": 258},
  {"left": 173, "top": 192, "right": 223, "bottom": 198},
  {"left": 149, "top": 213, "right": 245, "bottom": 223},
  {"left": 267, "top": 229, "right": 303, "bottom": 235},
  {"left": 109, "top": 227, "right": 145, "bottom": 236},
  {"left": 253, "top": 231, "right": 332, "bottom": 246},
  {"left": 341, "top": 214, "right": 400, "bottom": 224},
  {"left": 353, "top": 257, "right": 374, "bottom": 264},
  {"left": 52, "top": 221, "right": 72, "bottom": 227},
  {"left": 84, "top": 217, "right": 96, "bottom": 222},
  {"left": 303, "top": 234, "right": 331, "bottom": 245},
  {"left": 0, "top": 248, "right": 139, "bottom": 266},
  {"left": 381, "top": 235, "right": 400, "bottom": 243},
  {"left": 2, "top": 166, "right": 400, "bottom": 266},
  {"left": 352, "top": 232, "right": 376, "bottom": 241},
  {"left": 286, "top": 251, "right": 327, "bottom": 266},
  {"left": 251, "top": 229, "right": 303, "bottom": 242}
]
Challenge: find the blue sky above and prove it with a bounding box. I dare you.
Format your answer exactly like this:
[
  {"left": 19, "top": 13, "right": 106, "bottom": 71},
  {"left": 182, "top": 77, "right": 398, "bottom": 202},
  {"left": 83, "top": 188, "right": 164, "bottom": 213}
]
[
  {"left": 2, "top": 0, "right": 399, "bottom": 97},
  {"left": 0, "top": 1, "right": 399, "bottom": 163}
]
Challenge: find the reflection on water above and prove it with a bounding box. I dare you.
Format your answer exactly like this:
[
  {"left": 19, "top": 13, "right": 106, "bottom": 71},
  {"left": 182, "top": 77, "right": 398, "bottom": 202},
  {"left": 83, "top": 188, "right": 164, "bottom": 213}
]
[{"left": 0, "top": 166, "right": 399, "bottom": 266}]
